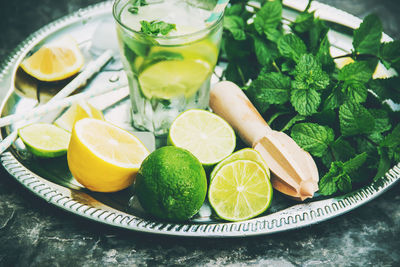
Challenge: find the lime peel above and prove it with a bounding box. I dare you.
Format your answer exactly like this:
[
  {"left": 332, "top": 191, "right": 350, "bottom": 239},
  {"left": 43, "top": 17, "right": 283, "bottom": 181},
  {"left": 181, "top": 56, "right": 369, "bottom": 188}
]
[
  {"left": 208, "top": 159, "right": 273, "bottom": 222},
  {"left": 168, "top": 109, "right": 236, "bottom": 166},
  {"left": 18, "top": 123, "right": 71, "bottom": 158}
]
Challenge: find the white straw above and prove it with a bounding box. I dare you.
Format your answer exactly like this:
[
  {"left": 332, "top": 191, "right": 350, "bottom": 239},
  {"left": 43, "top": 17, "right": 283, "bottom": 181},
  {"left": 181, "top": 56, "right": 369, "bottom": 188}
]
[
  {"left": 0, "top": 83, "right": 127, "bottom": 128},
  {"left": 0, "top": 49, "right": 114, "bottom": 154}
]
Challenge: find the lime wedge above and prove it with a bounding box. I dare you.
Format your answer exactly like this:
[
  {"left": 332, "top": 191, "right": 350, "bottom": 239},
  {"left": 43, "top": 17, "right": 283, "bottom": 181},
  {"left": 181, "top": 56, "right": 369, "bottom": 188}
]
[
  {"left": 210, "top": 148, "right": 270, "bottom": 180},
  {"left": 168, "top": 109, "right": 236, "bottom": 166},
  {"left": 208, "top": 159, "right": 273, "bottom": 221},
  {"left": 18, "top": 123, "right": 71, "bottom": 158},
  {"left": 138, "top": 58, "right": 211, "bottom": 99}
]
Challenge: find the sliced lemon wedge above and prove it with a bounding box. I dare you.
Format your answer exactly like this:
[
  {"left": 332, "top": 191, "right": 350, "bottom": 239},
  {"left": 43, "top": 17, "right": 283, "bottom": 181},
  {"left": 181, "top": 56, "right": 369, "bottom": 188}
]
[
  {"left": 20, "top": 35, "right": 84, "bottom": 81},
  {"left": 67, "top": 118, "right": 149, "bottom": 192}
]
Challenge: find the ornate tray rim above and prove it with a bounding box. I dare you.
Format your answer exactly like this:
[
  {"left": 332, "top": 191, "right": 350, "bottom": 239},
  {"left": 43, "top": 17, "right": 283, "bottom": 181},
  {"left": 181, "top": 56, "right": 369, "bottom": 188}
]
[{"left": 0, "top": 0, "right": 399, "bottom": 238}]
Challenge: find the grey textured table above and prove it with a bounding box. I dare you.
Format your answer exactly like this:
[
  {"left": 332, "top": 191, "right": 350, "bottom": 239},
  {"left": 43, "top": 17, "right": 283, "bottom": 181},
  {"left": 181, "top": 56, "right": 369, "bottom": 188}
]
[{"left": 0, "top": 0, "right": 399, "bottom": 266}]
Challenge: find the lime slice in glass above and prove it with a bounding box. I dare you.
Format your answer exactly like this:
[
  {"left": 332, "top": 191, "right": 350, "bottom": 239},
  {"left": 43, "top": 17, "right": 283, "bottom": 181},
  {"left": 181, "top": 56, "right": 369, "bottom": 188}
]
[
  {"left": 138, "top": 58, "right": 211, "bottom": 100},
  {"left": 18, "top": 123, "right": 71, "bottom": 158},
  {"left": 210, "top": 148, "right": 270, "bottom": 180},
  {"left": 168, "top": 109, "right": 236, "bottom": 166},
  {"left": 208, "top": 159, "right": 273, "bottom": 221}
]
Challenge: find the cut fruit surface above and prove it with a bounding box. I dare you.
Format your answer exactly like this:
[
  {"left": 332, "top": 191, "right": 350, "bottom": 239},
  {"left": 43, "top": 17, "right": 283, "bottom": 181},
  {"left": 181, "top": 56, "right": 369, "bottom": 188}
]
[
  {"left": 208, "top": 159, "right": 273, "bottom": 221},
  {"left": 210, "top": 148, "right": 270, "bottom": 180},
  {"left": 138, "top": 59, "right": 211, "bottom": 99},
  {"left": 20, "top": 35, "right": 84, "bottom": 81},
  {"left": 67, "top": 118, "right": 149, "bottom": 192},
  {"left": 54, "top": 101, "right": 104, "bottom": 132},
  {"left": 168, "top": 109, "right": 236, "bottom": 166},
  {"left": 18, "top": 123, "right": 71, "bottom": 158}
]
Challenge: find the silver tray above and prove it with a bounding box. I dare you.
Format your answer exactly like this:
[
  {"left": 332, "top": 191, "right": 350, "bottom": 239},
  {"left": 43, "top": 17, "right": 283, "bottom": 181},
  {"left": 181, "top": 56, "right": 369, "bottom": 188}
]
[{"left": 0, "top": 0, "right": 399, "bottom": 237}]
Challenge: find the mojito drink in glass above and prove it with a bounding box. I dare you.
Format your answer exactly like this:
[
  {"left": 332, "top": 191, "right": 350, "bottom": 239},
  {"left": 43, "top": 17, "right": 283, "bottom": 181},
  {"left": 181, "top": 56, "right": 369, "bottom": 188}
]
[{"left": 113, "top": 0, "right": 223, "bottom": 135}]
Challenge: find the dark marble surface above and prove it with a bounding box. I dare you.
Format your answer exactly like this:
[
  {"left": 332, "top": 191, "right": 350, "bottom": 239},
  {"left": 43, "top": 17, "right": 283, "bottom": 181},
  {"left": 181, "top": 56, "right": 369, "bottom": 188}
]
[{"left": 0, "top": 0, "right": 399, "bottom": 266}]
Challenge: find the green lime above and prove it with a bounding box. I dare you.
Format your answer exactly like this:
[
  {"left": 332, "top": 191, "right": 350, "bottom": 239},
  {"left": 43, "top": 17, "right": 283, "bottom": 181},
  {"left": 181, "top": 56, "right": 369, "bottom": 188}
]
[
  {"left": 138, "top": 58, "right": 211, "bottom": 99},
  {"left": 18, "top": 123, "right": 71, "bottom": 158},
  {"left": 135, "top": 146, "right": 207, "bottom": 221},
  {"left": 210, "top": 148, "right": 270, "bottom": 180},
  {"left": 208, "top": 159, "right": 273, "bottom": 222},
  {"left": 168, "top": 109, "right": 236, "bottom": 166}
]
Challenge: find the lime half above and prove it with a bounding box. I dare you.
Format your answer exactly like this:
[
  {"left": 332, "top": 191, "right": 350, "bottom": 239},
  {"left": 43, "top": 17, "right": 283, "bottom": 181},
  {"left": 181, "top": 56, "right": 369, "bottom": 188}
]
[
  {"left": 208, "top": 159, "right": 273, "bottom": 221},
  {"left": 138, "top": 58, "right": 211, "bottom": 99},
  {"left": 210, "top": 148, "right": 270, "bottom": 180},
  {"left": 19, "top": 123, "right": 71, "bottom": 158},
  {"left": 168, "top": 109, "right": 236, "bottom": 166}
]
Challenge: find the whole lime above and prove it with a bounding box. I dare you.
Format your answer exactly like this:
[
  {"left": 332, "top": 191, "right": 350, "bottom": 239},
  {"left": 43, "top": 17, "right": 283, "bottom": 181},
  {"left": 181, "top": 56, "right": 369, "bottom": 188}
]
[{"left": 135, "top": 146, "right": 207, "bottom": 221}]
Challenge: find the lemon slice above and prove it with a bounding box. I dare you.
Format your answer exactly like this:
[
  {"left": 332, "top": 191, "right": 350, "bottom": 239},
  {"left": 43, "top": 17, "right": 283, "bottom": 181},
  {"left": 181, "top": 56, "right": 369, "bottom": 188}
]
[
  {"left": 208, "top": 159, "right": 273, "bottom": 221},
  {"left": 138, "top": 58, "right": 211, "bottom": 99},
  {"left": 18, "top": 123, "right": 71, "bottom": 158},
  {"left": 54, "top": 101, "right": 104, "bottom": 132},
  {"left": 168, "top": 109, "right": 236, "bottom": 166},
  {"left": 20, "top": 35, "right": 84, "bottom": 81},
  {"left": 210, "top": 148, "right": 270, "bottom": 180},
  {"left": 67, "top": 118, "right": 149, "bottom": 192}
]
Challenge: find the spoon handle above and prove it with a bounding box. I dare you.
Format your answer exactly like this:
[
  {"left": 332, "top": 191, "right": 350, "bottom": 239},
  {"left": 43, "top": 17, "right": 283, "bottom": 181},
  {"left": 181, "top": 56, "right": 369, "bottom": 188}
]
[{"left": 205, "top": 0, "right": 229, "bottom": 24}]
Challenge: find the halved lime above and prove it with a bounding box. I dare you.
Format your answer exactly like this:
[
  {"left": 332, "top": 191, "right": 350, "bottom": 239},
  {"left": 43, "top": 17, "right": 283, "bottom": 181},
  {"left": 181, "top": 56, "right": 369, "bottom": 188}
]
[
  {"left": 210, "top": 148, "right": 270, "bottom": 180},
  {"left": 138, "top": 58, "right": 211, "bottom": 99},
  {"left": 18, "top": 123, "right": 71, "bottom": 158},
  {"left": 208, "top": 159, "right": 273, "bottom": 221},
  {"left": 168, "top": 109, "right": 236, "bottom": 166}
]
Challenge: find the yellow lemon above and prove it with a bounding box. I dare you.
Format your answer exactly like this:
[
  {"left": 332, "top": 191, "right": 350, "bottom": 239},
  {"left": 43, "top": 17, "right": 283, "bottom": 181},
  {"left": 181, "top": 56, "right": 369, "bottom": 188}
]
[
  {"left": 67, "top": 118, "right": 149, "bottom": 192},
  {"left": 54, "top": 101, "right": 104, "bottom": 132},
  {"left": 20, "top": 35, "right": 84, "bottom": 81}
]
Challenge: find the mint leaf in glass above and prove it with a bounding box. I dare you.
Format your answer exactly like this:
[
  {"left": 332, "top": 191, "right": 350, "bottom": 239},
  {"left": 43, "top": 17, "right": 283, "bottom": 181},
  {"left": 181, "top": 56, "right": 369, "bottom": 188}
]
[{"left": 140, "top": 20, "right": 176, "bottom": 36}]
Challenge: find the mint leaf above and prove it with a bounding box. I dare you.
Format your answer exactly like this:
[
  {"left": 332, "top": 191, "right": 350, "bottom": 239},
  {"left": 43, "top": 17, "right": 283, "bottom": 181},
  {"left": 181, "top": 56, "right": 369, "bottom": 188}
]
[
  {"left": 252, "top": 35, "right": 277, "bottom": 66},
  {"left": 379, "top": 41, "right": 400, "bottom": 70},
  {"left": 319, "top": 161, "right": 343, "bottom": 195},
  {"left": 337, "top": 174, "right": 352, "bottom": 193},
  {"left": 308, "top": 19, "right": 329, "bottom": 53},
  {"left": 277, "top": 34, "right": 307, "bottom": 62},
  {"left": 319, "top": 153, "right": 367, "bottom": 196},
  {"left": 224, "top": 16, "right": 246, "bottom": 41},
  {"left": 292, "top": 11, "right": 315, "bottom": 33},
  {"left": 339, "top": 102, "right": 375, "bottom": 136},
  {"left": 316, "top": 35, "right": 335, "bottom": 73},
  {"left": 380, "top": 124, "right": 400, "bottom": 148},
  {"left": 140, "top": 20, "right": 176, "bottom": 36},
  {"left": 293, "top": 54, "right": 330, "bottom": 91},
  {"left": 254, "top": 0, "right": 282, "bottom": 36},
  {"left": 247, "top": 72, "right": 291, "bottom": 106},
  {"left": 353, "top": 14, "right": 383, "bottom": 55},
  {"left": 343, "top": 152, "right": 368, "bottom": 173},
  {"left": 374, "top": 147, "right": 391, "bottom": 181},
  {"left": 290, "top": 89, "right": 320, "bottom": 116},
  {"left": 344, "top": 82, "right": 367, "bottom": 103},
  {"left": 291, "top": 123, "right": 334, "bottom": 157},
  {"left": 338, "top": 61, "right": 374, "bottom": 83},
  {"left": 368, "top": 77, "right": 400, "bottom": 103},
  {"left": 322, "top": 137, "right": 356, "bottom": 168},
  {"left": 370, "top": 109, "right": 391, "bottom": 133},
  {"left": 324, "top": 84, "right": 345, "bottom": 110}
]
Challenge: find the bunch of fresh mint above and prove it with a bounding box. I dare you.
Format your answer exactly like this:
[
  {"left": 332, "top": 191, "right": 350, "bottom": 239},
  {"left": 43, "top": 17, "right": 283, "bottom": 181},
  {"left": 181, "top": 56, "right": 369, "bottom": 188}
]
[{"left": 220, "top": 0, "right": 400, "bottom": 196}]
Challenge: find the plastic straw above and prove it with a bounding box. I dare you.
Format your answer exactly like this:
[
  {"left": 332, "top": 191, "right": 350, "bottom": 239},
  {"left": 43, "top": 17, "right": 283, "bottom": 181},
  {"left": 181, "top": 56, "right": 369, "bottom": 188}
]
[{"left": 205, "top": 0, "right": 229, "bottom": 24}]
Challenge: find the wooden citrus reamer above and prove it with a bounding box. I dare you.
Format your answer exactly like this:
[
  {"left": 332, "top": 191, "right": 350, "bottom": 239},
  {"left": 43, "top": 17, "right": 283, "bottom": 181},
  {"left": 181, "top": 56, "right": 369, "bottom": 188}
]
[{"left": 210, "top": 81, "right": 319, "bottom": 201}]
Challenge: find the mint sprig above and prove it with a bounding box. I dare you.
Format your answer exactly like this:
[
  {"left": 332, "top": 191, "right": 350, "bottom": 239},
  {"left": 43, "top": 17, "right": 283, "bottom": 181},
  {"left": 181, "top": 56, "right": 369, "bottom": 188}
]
[
  {"left": 140, "top": 20, "right": 176, "bottom": 36},
  {"left": 220, "top": 0, "right": 400, "bottom": 196}
]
